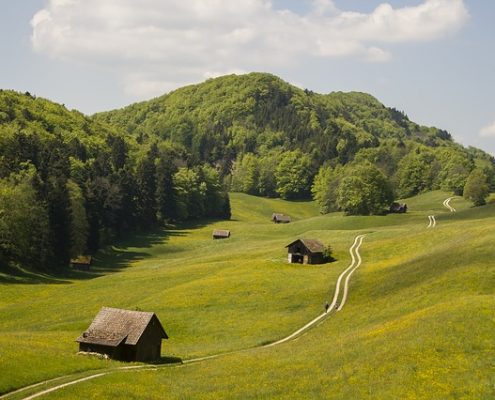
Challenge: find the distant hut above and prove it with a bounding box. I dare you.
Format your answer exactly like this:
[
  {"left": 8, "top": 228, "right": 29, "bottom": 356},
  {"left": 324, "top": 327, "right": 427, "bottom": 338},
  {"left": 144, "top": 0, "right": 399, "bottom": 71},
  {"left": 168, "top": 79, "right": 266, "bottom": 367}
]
[
  {"left": 286, "top": 239, "right": 325, "bottom": 265},
  {"left": 389, "top": 202, "right": 407, "bottom": 213},
  {"left": 76, "top": 307, "right": 168, "bottom": 362},
  {"left": 213, "top": 230, "right": 231, "bottom": 239},
  {"left": 70, "top": 255, "right": 92, "bottom": 271},
  {"left": 272, "top": 213, "right": 291, "bottom": 224}
]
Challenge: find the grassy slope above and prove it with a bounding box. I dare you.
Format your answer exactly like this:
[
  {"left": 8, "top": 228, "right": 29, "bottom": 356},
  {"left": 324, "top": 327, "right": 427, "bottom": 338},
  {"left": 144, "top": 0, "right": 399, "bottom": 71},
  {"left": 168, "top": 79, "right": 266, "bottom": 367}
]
[{"left": 1, "top": 192, "right": 494, "bottom": 399}]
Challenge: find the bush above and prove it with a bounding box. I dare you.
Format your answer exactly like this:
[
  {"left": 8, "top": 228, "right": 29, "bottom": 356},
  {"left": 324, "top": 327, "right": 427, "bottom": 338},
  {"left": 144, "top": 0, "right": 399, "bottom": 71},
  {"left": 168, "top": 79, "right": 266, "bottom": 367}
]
[{"left": 323, "top": 245, "right": 334, "bottom": 263}]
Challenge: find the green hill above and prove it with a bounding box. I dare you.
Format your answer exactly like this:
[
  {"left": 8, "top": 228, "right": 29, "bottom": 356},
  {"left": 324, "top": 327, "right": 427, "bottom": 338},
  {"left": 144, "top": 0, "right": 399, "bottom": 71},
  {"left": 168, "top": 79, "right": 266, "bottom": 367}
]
[
  {"left": 1, "top": 192, "right": 494, "bottom": 399},
  {"left": 95, "top": 72, "right": 453, "bottom": 165},
  {"left": 1, "top": 77, "right": 494, "bottom": 397},
  {"left": 2, "top": 75, "right": 494, "bottom": 274},
  {"left": 94, "top": 72, "right": 495, "bottom": 203},
  {"left": 0, "top": 90, "right": 230, "bottom": 274}
]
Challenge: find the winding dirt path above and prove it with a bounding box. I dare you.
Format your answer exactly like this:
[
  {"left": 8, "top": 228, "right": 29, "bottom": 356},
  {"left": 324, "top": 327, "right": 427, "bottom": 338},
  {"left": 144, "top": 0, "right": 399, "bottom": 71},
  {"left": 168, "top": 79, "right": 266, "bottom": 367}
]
[
  {"left": 266, "top": 234, "right": 366, "bottom": 346},
  {"left": 19, "top": 374, "right": 108, "bottom": 400},
  {"left": 337, "top": 235, "right": 365, "bottom": 311},
  {"left": 443, "top": 197, "right": 456, "bottom": 212},
  {"left": 4, "top": 235, "right": 367, "bottom": 400}
]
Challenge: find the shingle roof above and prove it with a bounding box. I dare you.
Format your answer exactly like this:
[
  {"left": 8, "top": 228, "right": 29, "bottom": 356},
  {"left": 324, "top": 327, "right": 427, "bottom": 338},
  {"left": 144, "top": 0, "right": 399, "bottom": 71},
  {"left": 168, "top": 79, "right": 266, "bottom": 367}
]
[
  {"left": 76, "top": 307, "right": 168, "bottom": 347},
  {"left": 70, "top": 255, "right": 92, "bottom": 265},
  {"left": 272, "top": 213, "right": 291, "bottom": 222},
  {"left": 286, "top": 239, "right": 325, "bottom": 254},
  {"left": 213, "top": 230, "right": 230, "bottom": 238}
]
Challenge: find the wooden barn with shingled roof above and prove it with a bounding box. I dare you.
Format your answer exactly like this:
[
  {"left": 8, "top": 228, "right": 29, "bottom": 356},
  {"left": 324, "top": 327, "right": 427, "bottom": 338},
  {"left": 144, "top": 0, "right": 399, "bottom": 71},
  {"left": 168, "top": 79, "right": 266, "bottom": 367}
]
[
  {"left": 70, "top": 255, "right": 92, "bottom": 271},
  {"left": 389, "top": 202, "right": 408, "bottom": 213},
  {"left": 286, "top": 239, "right": 325, "bottom": 265},
  {"left": 76, "top": 307, "right": 168, "bottom": 362},
  {"left": 213, "top": 230, "right": 230, "bottom": 239},
  {"left": 272, "top": 213, "right": 291, "bottom": 223}
]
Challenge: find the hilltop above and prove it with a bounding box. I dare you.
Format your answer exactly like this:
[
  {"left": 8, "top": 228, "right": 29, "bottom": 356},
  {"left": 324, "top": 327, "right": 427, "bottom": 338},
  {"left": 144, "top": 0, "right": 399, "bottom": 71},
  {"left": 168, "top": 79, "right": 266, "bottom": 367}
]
[
  {"left": 1, "top": 74, "right": 494, "bottom": 275},
  {"left": 95, "top": 72, "right": 453, "bottom": 165},
  {"left": 95, "top": 72, "right": 495, "bottom": 203}
]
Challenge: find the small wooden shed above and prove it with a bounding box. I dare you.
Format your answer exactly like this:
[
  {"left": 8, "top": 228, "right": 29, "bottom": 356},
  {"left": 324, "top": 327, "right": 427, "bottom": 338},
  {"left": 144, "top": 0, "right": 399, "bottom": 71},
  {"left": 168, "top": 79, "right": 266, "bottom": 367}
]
[
  {"left": 272, "top": 213, "right": 291, "bottom": 223},
  {"left": 76, "top": 307, "right": 168, "bottom": 362},
  {"left": 286, "top": 239, "right": 325, "bottom": 265},
  {"left": 70, "top": 255, "right": 92, "bottom": 271},
  {"left": 213, "top": 230, "right": 231, "bottom": 239},
  {"left": 389, "top": 202, "right": 407, "bottom": 213}
]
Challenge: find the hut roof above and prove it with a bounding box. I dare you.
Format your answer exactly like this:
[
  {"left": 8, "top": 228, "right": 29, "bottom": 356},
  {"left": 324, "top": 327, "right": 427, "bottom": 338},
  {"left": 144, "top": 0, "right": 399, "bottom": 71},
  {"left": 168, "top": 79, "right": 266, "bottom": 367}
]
[
  {"left": 390, "top": 202, "right": 407, "bottom": 212},
  {"left": 286, "top": 239, "right": 325, "bottom": 254},
  {"left": 272, "top": 213, "right": 291, "bottom": 222},
  {"left": 76, "top": 307, "right": 168, "bottom": 347},
  {"left": 213, "top": 230, "right": 230, "bottom": 238},
  {"left": 70, "top": 255, "right": 92, "bottom": 265}
]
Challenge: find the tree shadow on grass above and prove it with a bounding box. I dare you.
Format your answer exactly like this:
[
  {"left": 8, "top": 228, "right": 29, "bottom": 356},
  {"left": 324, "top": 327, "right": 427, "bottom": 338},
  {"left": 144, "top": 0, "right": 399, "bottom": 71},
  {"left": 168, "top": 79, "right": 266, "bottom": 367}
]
[
  {"left": 0, "top": 264, "right": 70, "bottom": 284},
  {"left": 150, "top": 356, "right": 183, "bottom": 365},
  {"left": 0, "top": 220, "right": 215, "bottom": 285}
]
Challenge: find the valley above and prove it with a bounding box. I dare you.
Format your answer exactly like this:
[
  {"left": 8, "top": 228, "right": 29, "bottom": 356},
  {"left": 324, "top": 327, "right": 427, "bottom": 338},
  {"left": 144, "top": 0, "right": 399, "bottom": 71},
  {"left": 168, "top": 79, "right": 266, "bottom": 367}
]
[{"left": 1, "top": 191, "right": 494, "bottom": 399}]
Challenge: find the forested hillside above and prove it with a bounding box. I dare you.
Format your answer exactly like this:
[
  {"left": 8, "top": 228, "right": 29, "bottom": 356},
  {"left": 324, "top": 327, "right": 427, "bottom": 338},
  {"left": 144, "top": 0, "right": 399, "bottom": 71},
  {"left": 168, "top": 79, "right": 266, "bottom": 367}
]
[
  {"left": 0, "top": 90, "right": 230, "bottom": 273},
  {"left": 1, "top": 73, "right": 494, "bottom": 273},
  {"left": 96, "top": 73, "right": 495, "bottom": 213}
]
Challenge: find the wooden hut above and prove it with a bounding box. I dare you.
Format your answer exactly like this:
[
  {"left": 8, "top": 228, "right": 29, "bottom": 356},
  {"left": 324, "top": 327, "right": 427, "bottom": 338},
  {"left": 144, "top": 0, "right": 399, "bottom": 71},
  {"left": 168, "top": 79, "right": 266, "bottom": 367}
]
[
  {"left": 213, "top": 230, "right": 231, "bottom": 239},
  {"left": 272, "top": 213, "right": 291, "bottom": 223},
  {"left": 76, "top": 307, "right": 168, "bottom": 362},
  {"left": 70, "top": 255, "right": 92, "bottom": 271},
  {"left": 286, "top": 239, "right": 325, "bottom": 265},
  {"left": 389, "top": 202, "right": 407, "bottom": 213}
]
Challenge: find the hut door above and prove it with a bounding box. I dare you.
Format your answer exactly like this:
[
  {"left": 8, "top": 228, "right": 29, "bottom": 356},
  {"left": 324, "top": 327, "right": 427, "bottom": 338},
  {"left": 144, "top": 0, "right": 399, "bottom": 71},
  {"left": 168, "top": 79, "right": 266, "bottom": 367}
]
[{"left": 291, "top": 254, "right": 303, "bottom": 264}]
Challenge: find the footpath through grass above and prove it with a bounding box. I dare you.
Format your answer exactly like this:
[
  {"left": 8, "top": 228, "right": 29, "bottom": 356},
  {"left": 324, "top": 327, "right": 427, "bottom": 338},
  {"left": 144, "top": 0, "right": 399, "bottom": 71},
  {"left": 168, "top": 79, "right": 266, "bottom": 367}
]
[{"left": 1, "top": 191, "right": 494, "bottom": 399}]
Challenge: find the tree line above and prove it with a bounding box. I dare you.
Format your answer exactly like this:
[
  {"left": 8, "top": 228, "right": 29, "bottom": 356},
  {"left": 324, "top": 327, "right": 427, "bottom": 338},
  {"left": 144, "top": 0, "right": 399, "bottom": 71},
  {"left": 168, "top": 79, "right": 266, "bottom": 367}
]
[
  {"left": 2, "top": 73, "right": 494, "bottom": 272},
  {"left": 0, "top": 91, "right": 230, "bottom": 273},
  {"left": 96, "top": 73, "right": 495, "bottom": 215}
]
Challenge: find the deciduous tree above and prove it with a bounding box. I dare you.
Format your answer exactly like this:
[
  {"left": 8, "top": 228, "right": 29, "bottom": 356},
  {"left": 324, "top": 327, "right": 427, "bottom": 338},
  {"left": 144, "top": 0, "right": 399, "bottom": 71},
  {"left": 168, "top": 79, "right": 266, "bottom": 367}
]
[{"left": 463, "top": 169, "right": 489, "bottom": 206}]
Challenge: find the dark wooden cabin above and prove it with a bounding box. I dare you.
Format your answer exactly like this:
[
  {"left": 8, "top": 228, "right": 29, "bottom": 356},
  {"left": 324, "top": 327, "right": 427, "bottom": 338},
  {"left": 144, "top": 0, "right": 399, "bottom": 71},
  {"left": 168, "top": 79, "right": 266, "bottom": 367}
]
[
  {"left": 70, "top": 255, "right": 92, "bottom": 271},
  {"left": 213, "top": 230, "right": 231, "bottom": 239},
  {"left": 272, "top": 213, "right": 291, "bottom": 223},
  {"left": 390, "top": 202, "right": 408, "bottom": 213},
  {"left": 76, "top": 307, "right": 168, "bottom": 362},
  {"left": 286, "top": 239, "right": 325, "bottom": 265}
]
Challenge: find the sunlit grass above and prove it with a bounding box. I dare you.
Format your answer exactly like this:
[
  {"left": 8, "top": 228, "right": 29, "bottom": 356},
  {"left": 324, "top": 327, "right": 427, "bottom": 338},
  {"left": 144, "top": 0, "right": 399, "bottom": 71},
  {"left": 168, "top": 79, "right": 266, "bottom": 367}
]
[{"left": 1, "top": 191, "right": 494, "bottom": 398}]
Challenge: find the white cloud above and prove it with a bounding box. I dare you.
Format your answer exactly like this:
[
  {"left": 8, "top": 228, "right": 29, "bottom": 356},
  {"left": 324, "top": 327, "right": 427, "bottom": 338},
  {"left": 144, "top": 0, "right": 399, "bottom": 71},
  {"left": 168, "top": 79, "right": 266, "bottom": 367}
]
[
  {"left": 30, "top": 0, "right": 469, "bottom": 98},
  {"left": 364, "top": 47, "right": 393, "bottom": 63},
  {"left": 480, "top": 122, "right": 495, "bottom": 138}
]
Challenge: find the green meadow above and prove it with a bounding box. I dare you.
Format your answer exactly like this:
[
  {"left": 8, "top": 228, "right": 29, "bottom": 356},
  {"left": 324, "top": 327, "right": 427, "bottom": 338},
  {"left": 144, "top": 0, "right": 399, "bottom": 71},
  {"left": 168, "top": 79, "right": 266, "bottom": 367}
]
[{"left": 1, "top": 191, "right": 494, "bottom": 399}]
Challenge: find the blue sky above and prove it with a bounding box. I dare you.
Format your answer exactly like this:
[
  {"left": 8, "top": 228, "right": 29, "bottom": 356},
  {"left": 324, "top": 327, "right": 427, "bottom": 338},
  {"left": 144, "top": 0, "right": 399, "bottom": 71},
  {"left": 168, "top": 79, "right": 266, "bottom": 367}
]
[{"left": 1, "top": 0, "right": 494, "bottom": 155}]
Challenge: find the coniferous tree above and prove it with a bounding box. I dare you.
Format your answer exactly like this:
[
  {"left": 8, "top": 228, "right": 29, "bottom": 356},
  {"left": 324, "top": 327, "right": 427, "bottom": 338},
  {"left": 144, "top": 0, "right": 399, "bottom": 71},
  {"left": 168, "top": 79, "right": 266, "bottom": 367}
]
[
  {"left": 108, "top": 135, "right": 128, "bottom": 171},
  {"left": 114, "top": 166, "right": 137, "bottom": 233},
  {"left": 67, "top": 180, "right": 89, "bottom": 258},
  {"left": 41, "top": 138, "right": 72, "bottom": 268},
  {"left": 220, "top": 192, "right": 232, "bottom": 220},
  {"left": 136, "top": 144, "right": 158, "bottom": 228},
  {"left": 155, "top": 149, "right": 178, "bottom": 222}
]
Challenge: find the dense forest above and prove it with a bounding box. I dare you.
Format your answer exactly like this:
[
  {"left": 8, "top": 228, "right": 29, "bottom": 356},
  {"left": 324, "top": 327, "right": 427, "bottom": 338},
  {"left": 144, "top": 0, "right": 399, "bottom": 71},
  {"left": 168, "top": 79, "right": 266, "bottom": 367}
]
[
  {"left": 1, "top": 72, "right": 494, "bottom": 273},
  {"left": 0, "top": 90, "right": 230, "bottom": 273},
  {"left": 97, "top": 73, "right": 495, "bottom": 213}
]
